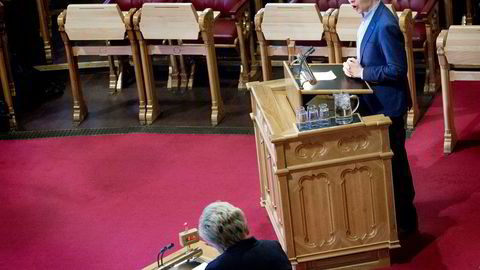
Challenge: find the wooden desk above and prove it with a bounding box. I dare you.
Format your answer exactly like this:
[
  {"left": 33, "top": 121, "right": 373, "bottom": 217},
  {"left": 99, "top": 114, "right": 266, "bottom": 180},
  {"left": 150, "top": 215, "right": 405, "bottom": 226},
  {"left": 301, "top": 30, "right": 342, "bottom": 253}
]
[
  {"left": 248, "top": 79, "right": 399, "bottom": 269},
  {"left": 142, "top": 241, "right": 219, "bottom": 270}
]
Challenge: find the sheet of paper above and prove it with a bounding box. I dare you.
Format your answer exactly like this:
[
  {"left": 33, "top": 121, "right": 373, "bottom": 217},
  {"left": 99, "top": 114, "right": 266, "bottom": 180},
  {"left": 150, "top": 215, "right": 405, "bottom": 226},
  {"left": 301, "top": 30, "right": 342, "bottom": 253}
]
[
  {"left": 192, "top": 262, "right": 208, "bottom": 270},
  {"left": 299, "top": 70, "right": 337, "bottom": 90},
  {"left": 313, "top": 70, "right": 337, "bottom": 81}
]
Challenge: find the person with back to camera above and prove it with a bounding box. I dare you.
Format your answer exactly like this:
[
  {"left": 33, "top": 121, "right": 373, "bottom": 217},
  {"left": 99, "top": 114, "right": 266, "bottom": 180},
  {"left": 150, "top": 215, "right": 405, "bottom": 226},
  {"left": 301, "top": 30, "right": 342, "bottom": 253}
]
[
  {"left": 343, "top": 0, "right": 418, "bottom": 238},
  {"left": 198, "top": 201, "right": 292, "bottom": 270}
]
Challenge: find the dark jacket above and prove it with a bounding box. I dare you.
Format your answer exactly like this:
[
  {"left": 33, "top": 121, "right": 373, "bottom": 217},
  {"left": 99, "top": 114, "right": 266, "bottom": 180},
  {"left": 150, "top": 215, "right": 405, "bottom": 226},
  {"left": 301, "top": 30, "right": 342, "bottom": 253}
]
[
  {"left": 205, "top": 237, "right": 292, "bottom": 270},
  {"left": 360, "top": 1, "right": 410, "bottom": 117}
]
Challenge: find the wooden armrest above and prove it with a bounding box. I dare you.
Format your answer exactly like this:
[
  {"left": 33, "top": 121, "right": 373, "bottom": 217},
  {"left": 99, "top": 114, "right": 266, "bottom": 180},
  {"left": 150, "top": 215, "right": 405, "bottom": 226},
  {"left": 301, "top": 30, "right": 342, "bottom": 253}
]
[
  {"left": 399, "top": 9, "right": 413, "bottom": 35},
  {"left": 254, "top": 8, "right": 265, "bottom": 32}
]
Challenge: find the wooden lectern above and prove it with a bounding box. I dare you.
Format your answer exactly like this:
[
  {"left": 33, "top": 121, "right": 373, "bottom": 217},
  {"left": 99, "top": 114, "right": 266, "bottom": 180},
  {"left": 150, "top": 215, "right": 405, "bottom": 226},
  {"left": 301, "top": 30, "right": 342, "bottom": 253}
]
[{"left": 248, "top": 62, "right": 400, "bottom": 269}]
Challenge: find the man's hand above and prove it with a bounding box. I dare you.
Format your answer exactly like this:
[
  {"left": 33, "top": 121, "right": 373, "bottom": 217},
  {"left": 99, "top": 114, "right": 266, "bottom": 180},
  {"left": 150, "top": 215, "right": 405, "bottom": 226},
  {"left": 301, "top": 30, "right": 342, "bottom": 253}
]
[{"left": 343, "top": 58, "right": 363, "bottom": 79}]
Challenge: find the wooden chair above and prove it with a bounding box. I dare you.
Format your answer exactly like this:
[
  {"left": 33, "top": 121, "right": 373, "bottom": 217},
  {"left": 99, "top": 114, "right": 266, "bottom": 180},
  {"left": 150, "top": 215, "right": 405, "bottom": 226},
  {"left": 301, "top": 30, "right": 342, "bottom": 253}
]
[
  {"left": 57, "top": 4, "right": 147, "bottom": 126},
  {"left": 329, "top": 4, "right": 420, "bottom": 130},
  {"left": 254, "top": 3, "right": 334, "bottom": 82},
  {"left": 190, "top": 0, "right": 256, "bottom": 90},
  {"left": 0, "top": 1, "right": 16, "bottom": 130},
  {"left": 133, "top": 3, "right": 225, "bottom": 126},
  {"left": 437, "top": 25, "right": 480, "bottom": 154},
  {"left": 105, "top": 0, "right": 190, "bottom": 91},
  {"left": 383, "top": 0, "right": 441, "bottom": 94}
]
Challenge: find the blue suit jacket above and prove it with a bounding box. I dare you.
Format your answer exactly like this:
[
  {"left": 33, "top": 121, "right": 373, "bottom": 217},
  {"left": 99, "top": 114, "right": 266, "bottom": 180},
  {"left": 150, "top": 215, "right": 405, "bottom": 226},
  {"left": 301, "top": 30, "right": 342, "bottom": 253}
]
[{"left": 359, "top": 2, "right": 410, "bottom": 117}]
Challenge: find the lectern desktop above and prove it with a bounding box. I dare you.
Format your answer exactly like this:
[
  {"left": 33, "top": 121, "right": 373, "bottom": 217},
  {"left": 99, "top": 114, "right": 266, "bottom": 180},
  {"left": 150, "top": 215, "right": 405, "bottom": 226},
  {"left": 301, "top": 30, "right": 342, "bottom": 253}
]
[{"left": 283, "top": 62, "right": 373, "bottom": 110}]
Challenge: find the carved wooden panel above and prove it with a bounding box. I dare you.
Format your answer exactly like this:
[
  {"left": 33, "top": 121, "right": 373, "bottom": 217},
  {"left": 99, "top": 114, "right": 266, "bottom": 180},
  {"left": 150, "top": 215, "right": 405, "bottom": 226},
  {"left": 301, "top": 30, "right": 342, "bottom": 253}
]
[
  {"left": 289, "top": 172, "right": 337, "bottom": 254},
  {"left": 289, "top": 160, "right": 390, "bottom": 256},
  {"left": 285, "top": 129, "right": 381, "bottom": 166}
]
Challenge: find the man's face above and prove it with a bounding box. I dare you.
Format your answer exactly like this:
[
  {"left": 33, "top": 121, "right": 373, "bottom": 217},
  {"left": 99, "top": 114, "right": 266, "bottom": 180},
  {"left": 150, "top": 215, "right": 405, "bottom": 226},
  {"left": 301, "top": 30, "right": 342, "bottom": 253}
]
[{"left": 349, "top": 0, "right": 375, "bottom": 13}]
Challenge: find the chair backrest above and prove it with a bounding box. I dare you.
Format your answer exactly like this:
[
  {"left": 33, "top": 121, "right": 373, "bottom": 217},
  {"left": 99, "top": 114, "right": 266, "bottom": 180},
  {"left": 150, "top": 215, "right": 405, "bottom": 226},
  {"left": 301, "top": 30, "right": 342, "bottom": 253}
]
[
  {"left": 383, "top": 0, "right": 427, "bottom": 13},
  {"left": 190, "top": 0, "right": 239, "bottom": 14},
  {"left": 444, "top": 26, "right": 480, "bottom": 66},
  {"left": 139, "top": 3, "right": 199, "bottom": 40},
  {"left": 261, "top": 3, "right": 324, "bottom": 41},
  {"left": 335, "top": 4, "right": 361, "bottom": 42},
  {"left": 292, "top": 0, "right": 349, "bottom": 11},
  {"left": 65, "top": 4, "right": 126, "bottom": 40},
  {"left": 335, "top": 3, "right": 397, "bottom": 42},
  {"left": 115, "top": 0, "right": 185, "bottom": 11},
  {"left": 317, "top": 0, "right": 349, "bottom": 10}
]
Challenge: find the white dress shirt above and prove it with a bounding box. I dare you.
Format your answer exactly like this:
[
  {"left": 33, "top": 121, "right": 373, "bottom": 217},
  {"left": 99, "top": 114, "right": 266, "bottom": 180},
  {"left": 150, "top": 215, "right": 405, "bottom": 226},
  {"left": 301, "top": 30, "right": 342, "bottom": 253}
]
[{"left": 356, "top": 0, "right": 381, "bottom": 63}]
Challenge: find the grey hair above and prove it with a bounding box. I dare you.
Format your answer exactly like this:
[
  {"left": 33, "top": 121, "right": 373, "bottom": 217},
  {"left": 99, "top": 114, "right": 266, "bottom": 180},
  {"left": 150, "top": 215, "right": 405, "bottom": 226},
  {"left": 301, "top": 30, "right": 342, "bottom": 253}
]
[{"left": 198, "top": 201, "right": 249, "bottom": 252}]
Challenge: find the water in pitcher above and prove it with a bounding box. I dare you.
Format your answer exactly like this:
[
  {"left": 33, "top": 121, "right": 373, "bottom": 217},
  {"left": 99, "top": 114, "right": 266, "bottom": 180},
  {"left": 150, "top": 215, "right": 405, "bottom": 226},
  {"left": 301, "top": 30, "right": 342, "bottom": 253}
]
[{"left": 335, "top": 94, "right": 354, "bottom": 125}]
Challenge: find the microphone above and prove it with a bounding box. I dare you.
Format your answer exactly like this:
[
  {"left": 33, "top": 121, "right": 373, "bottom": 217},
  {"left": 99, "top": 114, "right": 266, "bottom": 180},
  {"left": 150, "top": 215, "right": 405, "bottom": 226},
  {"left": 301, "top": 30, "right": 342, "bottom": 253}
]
[
  {"left": 157, "top": 243, "right": 175, "bottom": 267},
  {"left": 160, "top": 243, "right": 174, "bottom": 253}
]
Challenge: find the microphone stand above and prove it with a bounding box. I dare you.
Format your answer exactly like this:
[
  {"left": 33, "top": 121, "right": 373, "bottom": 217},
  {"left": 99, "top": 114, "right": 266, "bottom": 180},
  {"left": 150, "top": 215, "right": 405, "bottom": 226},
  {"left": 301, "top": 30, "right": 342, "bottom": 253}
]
[{"left": 157, "top": 243, "right": 174, "bottom": 268}]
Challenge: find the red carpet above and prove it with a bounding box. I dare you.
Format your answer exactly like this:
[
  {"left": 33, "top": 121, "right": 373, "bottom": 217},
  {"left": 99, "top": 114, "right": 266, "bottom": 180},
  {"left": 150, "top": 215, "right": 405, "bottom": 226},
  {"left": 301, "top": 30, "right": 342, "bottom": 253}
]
[
  {"left": 388, "top": 81, "right": 480, "bottom": 269},
  {"left": 1, "top": 81, "right": 480, "bottom": 269},
  {"left": 0, "top": 134, "right": 276, "bottom": 269}
]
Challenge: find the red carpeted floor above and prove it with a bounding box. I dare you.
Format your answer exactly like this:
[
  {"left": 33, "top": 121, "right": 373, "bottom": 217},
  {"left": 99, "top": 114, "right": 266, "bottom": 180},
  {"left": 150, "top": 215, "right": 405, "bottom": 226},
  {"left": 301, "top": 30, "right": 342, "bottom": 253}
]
[
  {"left": 1, "top": 82, "right": 480, "bottom": 269},
  {"left": 389, "top": 81, "right": 480, "bottom": 269},
  {"left": 0, "top": 134, "right": 276, "bottom": 269}
]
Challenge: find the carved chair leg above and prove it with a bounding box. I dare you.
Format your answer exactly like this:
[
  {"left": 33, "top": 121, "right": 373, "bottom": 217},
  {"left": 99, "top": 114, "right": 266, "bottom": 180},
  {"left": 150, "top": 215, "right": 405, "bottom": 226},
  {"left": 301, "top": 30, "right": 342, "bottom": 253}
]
[
  {"left": 440, "top": 66, "right": 457, "bottom": 154},
  {"left": 0, "top": 41, "right": 16, "bottom": 130},
  {"left": 201, "top": 17, "right": 225, "bottom": 126},
  {"left": 1, "top": 33, "right": 15, "bottom": 97},
  {"left": 466, "top": 0, "right": 473, "bottom": 25},
  {"left": 236, "top": 21, "right": 250, "bottom": 90},
  {"left": 188, "top": 61, "right": 196, "bottom": 90},
  {"left": 205, "top": 46, "right": 225, "bottom": 125},
  {"left": 116, "top": 57, "right": 125, "bottom": 93},
  {"left": 167, "top": 40, "right": 180, "bottom": 89},
  {"left": 138, "top": 38, "right": 159, "bottom": 125},
  {"left": 425, "top": 22, "right": 439, "bottom": 94},
  {"left": 36, "top": 0, "right": 52, "bottom": 64},
  {"left": 248, "top": 21, "right": 259, "bottom": 79},
  {"left": 107, "top": 55, "right": 118, "bottom": 93},
  {"left": 176, "top": 40, "right": 189, "bottom": 90},
  {"left": 258, "top": 40, "right": 272, "bottom": 81},
  {"left": 68, "top": 54, "right": 88, "bottom": 126},
  {"left": 128, "top": 32, "right": 147, "bottom": 125}
]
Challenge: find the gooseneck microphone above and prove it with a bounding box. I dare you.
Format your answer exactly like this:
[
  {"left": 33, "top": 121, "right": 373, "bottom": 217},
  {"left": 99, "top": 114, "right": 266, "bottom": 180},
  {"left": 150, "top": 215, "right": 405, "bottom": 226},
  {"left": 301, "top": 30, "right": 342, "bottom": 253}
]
[{"left": 157, "top": 243, "right": 175, "bottom": 267}]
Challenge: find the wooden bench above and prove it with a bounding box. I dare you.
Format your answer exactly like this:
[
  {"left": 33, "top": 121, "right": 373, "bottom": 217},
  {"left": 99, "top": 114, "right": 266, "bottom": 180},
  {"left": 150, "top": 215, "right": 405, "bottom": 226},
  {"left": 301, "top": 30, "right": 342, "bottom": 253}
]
[
  {"left": 58, "top": 4, "right": 147, "bottom": 125},
  {"left": 254, "top": 3, "right": 334, "bottom": 81},
  {"left": 329, "top": 4, "right": 420, "bottom": 130},
  {"left": 437, "top": 25, "right": 480, "bottom": 154},
  {"left": 133, "top": 3, "right": 225, "bottom": 126}
]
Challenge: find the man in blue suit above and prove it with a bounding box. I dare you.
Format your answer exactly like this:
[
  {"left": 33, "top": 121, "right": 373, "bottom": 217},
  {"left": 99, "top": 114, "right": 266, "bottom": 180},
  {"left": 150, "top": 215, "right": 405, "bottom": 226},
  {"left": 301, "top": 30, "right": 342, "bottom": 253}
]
[{"left": 343, "top": 0, "right": 418, "bottom": 238}]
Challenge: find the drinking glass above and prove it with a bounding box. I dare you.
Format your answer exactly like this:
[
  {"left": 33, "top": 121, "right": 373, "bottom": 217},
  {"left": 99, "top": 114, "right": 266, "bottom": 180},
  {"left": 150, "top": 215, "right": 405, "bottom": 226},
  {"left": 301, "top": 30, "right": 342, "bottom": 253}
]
[
  {"left": 318, "top": 103, "right": 329, "bottom": 127},
  {"left": 295, "top": 106, "right": 308, "bottom": 131},
  {"left": 307, "top": 105, "right": 319, "bottom": 129}
]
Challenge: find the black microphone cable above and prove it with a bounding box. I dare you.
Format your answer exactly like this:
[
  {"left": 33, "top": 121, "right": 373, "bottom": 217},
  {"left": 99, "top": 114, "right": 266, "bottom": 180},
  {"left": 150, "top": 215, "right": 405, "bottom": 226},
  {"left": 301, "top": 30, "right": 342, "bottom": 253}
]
[{"left": 157, "top": 243, "right": 174, "bottom": 268}]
